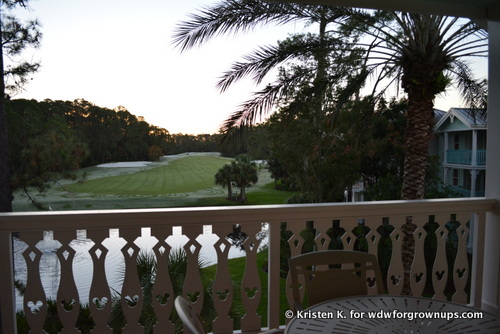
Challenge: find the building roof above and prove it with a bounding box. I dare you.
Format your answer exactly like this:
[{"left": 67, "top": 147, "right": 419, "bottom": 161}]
[
  {"left": 434, "top": 107, "right": 487, "bottom": 131},
  {"left": 434, "top": 108, "right": 447, "bottom": 123}
]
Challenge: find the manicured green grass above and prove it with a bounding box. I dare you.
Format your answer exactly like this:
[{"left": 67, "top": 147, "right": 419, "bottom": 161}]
[
  {"left": 68, "top": 156, "right": 230, "bottom": 196},
  {"left": 13, "top": 154, "right": 298, "bottom": 211},
  {"left": 245, "top": 181, "right": 297, "bottom": 204},
  {"left": 190, "top": 181, "right": 298, "bottom": 207}
]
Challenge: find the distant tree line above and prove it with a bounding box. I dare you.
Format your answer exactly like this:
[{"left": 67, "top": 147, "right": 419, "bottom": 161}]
[
  {"left": 7, "top": 98, "right": 170, "bottom": 165},
  {"left": 168, "top": 133, "right": 220, "bottom": 154},
  {"left": 5, "top": 97, "right": 270, "bottom": 200},
  {"left": 5, "top": 99, "right": 164, "bottom": 200},
  {"left": 5, "top": 98, "right": 219, "bottom": 195}
]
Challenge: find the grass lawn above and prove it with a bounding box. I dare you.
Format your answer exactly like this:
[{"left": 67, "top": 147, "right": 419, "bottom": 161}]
[
  {"left": 190, "top": 181, "right": 298, "bottom": 207},
  {"left": 13, "top": 153, "right": 297, "bottom": 211},
  {"left": 68, "top": 155, "right": 230, "bottom": 196}
]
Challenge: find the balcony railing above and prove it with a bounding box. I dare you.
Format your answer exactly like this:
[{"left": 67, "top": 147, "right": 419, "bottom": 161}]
[
  {"left": 446, "top": 150, "right": 487, "bottom": 165},
  {"left": 477, "top": 150, "right": 487, "bottom": 165},
  {"left": 0, "top": 198, "right": 496, "bottom": 333},
  {"left": 449, "top": 186, "right": 486, "bottom": 198}
]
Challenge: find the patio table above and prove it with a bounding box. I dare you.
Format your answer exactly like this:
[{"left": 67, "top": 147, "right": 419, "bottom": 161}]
[{"left": 284, "top": 295, "right": 500, "bottom": 334}]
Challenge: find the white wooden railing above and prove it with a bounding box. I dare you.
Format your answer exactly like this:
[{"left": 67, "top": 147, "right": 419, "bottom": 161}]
[{"left": 0, "top": 197, "right": 495, "bottom": 333}]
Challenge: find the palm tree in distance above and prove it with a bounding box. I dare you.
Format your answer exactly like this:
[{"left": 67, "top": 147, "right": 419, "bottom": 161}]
[
  {"left": 215, "top": 155, "right": 259, "bottom": 202},
  {"left": 231, "top": 154, "right": 258, "bottom": 202},
  {"left": 215, "top": 163, "right": 234, "bottom": 199}
]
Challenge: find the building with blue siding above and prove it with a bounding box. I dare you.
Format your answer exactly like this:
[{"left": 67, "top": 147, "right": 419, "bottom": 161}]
[{"left": 433, "top": 108, "right": 487, "bottom": 197}]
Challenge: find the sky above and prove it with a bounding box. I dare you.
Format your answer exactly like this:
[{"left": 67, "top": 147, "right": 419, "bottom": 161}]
[{"left": 10, "top": 0, "right": 488, "bottom": 135}]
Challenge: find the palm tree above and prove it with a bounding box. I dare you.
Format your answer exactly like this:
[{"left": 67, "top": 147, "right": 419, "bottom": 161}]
[
  {"left": 175, "top": 4, "right": 486, "bottom": 198},
  {"left": 357, "top": 13, "right": 487, "bottom": 201},
  {"left": 175, "top": 2, "right": 487, "bottom": 294},
  {"left": 173, "top": 0, "right": 366, "bottom": 136},
  {"left": 231, "top": 154, "right": 258, "bottom": 202},
  {"left": 215, "top": 156, "right": 258, "bottom": 202},
  {"left": 354, "top": 13, "right": 487, "bottom": 294},
  {"left": 215, "top": 163, "right": 235, "bottom": 199}
]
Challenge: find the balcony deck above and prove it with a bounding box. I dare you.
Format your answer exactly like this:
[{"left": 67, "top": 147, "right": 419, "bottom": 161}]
[{"left": 0, "top": 197, "right": 496, "bottom": 333}]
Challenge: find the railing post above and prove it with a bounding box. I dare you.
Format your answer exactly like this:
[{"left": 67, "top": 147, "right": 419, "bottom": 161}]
[
  {"left": 0, "top": 231, "right": 17, "bottom": 334},
  {"left": 472, "top": 130, "right": 478, "bottom": 166},
  {"left": 470, "top": 212, "right": 485, "bottom": 308},
  {"left": 267, "top": 220, "right": 281, "bottom": 330},
  {"left": 444, "top": 132, "right": 448, "bottom": 163},
  {"left": 483, "top": 14, "right": 500, "bottom": 315}
]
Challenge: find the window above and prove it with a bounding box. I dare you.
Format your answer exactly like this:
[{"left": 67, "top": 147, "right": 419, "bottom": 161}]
[
  {"left": 452, "top": 169, "right": 459, "bottom": 186},
  {"left": 454, "top": 134, "right": 460, "bottom": 150}
]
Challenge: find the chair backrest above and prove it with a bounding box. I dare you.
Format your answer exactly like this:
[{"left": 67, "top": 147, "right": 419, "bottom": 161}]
[
  {"left": 174, "top": 296, "right": 206, "bottom": 334},
  {"left": 288, "top": 250, "right": 384, "bottom": 311}
]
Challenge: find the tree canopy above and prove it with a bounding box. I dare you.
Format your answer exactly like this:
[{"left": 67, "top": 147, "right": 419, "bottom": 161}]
[{"left": 6, "top": 98, "right": 174, "bottom": 207}]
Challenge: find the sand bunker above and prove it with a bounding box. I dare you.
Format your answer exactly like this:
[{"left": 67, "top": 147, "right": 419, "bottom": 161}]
[
  {"left": 96, "top": 153, "right": 221, "bottom": 168},
  {"left": 97, "top": 161, "right": 152, "bottom": 168}
]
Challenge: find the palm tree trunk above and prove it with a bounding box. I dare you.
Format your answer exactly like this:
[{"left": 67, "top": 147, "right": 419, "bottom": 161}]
[
  {"left": 400, "top": 88, "right": 435, "bottom": 295},
  {"left": 312, "top": 8, "right": 328, "bottom": 123},
  {"left": 240, "top": 185, "right": 246, "bottom": 202},
  {"left": 227, "top": 183, "right": 232, "bottom": 200},
  {"left": 402, "top": 97, "right": 434, "bottom": 200}
]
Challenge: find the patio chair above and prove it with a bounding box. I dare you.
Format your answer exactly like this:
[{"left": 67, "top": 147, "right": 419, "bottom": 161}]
[
  {"left": 288, "top": 250, "right": 384, "bottom": 312},
  {"left": 174, "top": 295, "right": 284, "bottom": 334},
  {"left": 175, "top": 296, "right": 206, "bottom": 334}
]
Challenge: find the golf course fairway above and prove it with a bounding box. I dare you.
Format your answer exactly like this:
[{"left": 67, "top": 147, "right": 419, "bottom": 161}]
[{"left": 69, "top": 155, "right": 230, "bottom": 196}]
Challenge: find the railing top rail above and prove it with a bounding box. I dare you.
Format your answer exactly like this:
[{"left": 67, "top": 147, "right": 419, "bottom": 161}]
[{"left": 0, "top": 198, "right": 495, "bottom": 232}]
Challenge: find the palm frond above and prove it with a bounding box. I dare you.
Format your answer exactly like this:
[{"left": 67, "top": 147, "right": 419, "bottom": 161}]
[
  {"left": 450, "top": 59, "right": 488, "bottom": 111},
  {"left": 221, "top": 71, "right": 307, "bottom": 133},
  {"left": 172, "top": 0, "right": 316, "bottom": 51},
  {"left": 216, "top": 33, "right": 345, "bottom": 92}
]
